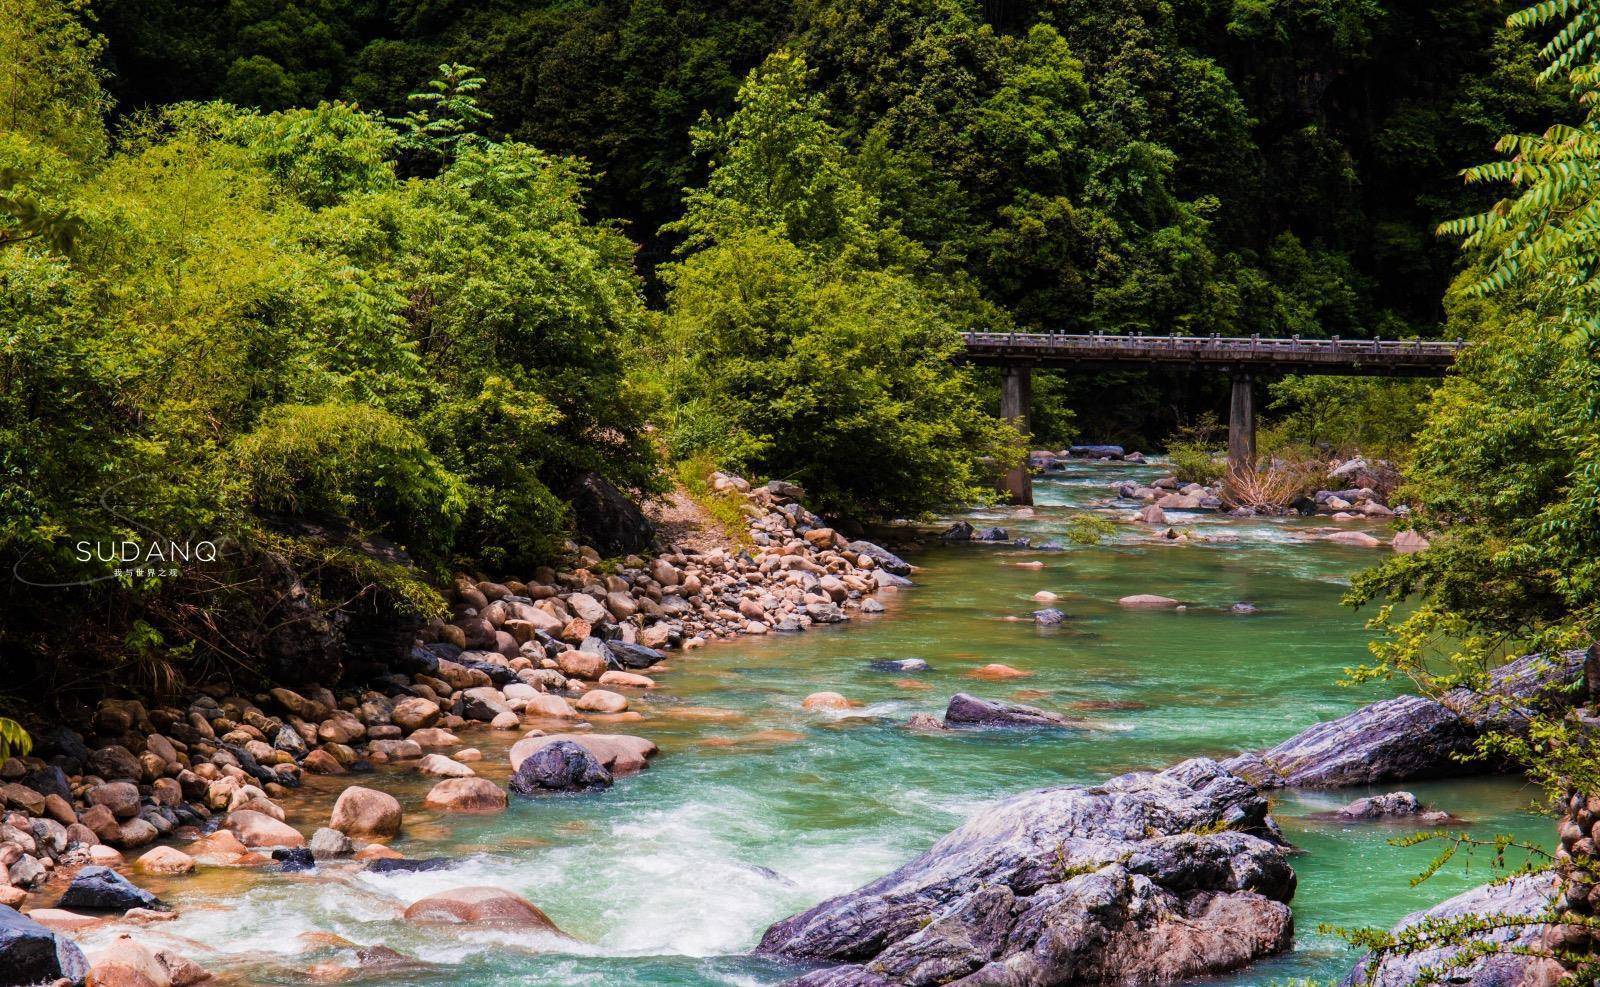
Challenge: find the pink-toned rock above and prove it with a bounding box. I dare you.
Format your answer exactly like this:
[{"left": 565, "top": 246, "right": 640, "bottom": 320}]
[
  {"left": 598, "top": 671, "right": 655, "bottom": 689},
  {"left": 154, "top": 949, "right": 212, "bottom": 986},
  {"left": 417, "top": 754, "right": 474, "bottom": 779},
  {"left": 136, "top": 846, "right": 195, "bottom": 876},
  {"left": 402, "top": 887, "right": 566, "bottom": 934},
  {"left": 1324, "top": 530, "right": 1384, "bottom": 548},
  {"left": 186, "top": 829, "right": 268, "bottom": 866},
  {"left": 408, "top": 728, "right": 460, "bottom": 748},
  {"left": 509, "top": 734, "right": 657, "bottom": 775},
  {"left": 368, "top": 739, "right": 423, "bottom": 760},
  {"left": 967, "top": 663, "right": 1029, "bottom": 680},
  {"left": 30, "top": 909, "right": 103, "bottom": 933},
  {"left": 224, "top": 810, "right": 304, "bottom": 849},
  {"left": 89, "top": 845, "right": 125, "bottom": 866},
  {"left": 301, "top": 749, "right": 346, "bottom": 775},
  {"left": 117, "top": 818, "right": 160, "bottom": 849},
  {"left": 390, "top": 697, "right": 440, "bottom": 732},
  {"left": 522, "top": 694, "right": 578, "bottom": 719},
  {"left": 80, "top": 804, "right": 123, "bottom": 844},
  {"left": 84, "top": 934, "right": 179, "bottom": 987},
  {"left": 328, "top": 786, "right": 402, "bottom": 840},
  {"left": 317, "top": 712, "right": 366, "bottom": 745},
  {"left": 422, "top": 778, "right": 507, "bottom": 814},
  {"left": 1117, "top": 594, "right": 1179, "bottom": 608},
  {"left": 490, "top": 711, "right": 521, "bottom": 730},
  {"left": 801, "top": 692, "right": 852, "bottom": 710},
  {"left": 1135, "top": 504, "right": 1167, "bottom": 524},
  {"left": 574, "top": 690, "right": 628, "bottom": 713},
  {"left": 556, "top": 651, "right": 607, "bottom": 680},
  {"left": 1392, "top": 530, "right": 1430, "bottom": 554}
]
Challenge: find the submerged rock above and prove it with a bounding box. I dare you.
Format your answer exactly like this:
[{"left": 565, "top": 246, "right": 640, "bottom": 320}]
[
  {"left": 1332, "top": 791, "right": 1452, "bottom": 824},
  {"left": 943, "top": 693, "right": 1080, "bottom": 729},
  {"left": 1339, "top": 874, "right": 1560, "bottom": 987},
  {"left": 759, "top": 758, "right": 1293, "bottom": 985},
  {"left": 403, "top": 886, "right": 570, "bottom": 936},
  {"left": 1226, "top": 650, "right": 1584, "bottom": 789},
  {"left": 1119, "top": 594, "right": 1179, "bottom": 608},
  {"left": 870, "top": 659, "right": 930, "bottom": 674},
  {"left": 1031, "top": 607, "right": 1066, "bottom": 625},
  {"left": 366, "top": 857, "right": 464, "bottom": 874}
]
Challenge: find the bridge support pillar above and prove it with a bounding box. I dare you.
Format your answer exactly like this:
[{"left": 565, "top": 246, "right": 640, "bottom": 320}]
[
  {"left": 1001, "top": 365, "right": 1033, "bottom": 505},
  {"left": 1228, "top": 372, "right": 1255, "bottom": 476}
]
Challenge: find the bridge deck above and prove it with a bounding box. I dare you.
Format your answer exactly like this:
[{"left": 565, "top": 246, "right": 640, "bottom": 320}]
[{"left": 961, "top": 332, "right": 1463, "bottom": 376}]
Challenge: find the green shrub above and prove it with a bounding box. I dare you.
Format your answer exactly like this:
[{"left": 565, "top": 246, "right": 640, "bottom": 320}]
[
  {"left": 232, "top": 402, "right": 467, "bottom": 564},
  {"left": 1164, "top": 413, "right": 1226, "bottom": 484},
  {"left": 1167, "top": 441, "right": 1225, "bottom": 485}
]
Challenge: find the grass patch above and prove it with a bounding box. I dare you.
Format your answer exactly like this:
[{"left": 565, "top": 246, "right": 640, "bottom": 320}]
[{"left": 676, "top": 454, "right": 755, "bottom": 547}]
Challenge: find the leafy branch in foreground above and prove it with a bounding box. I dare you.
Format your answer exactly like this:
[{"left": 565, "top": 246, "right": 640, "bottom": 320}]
[
  {"left": 1327, "top": 833, "right": 1584, "bottom": 987},
  {"left": 1337, "top": 0, "right": 1600, "bottom": 979}
]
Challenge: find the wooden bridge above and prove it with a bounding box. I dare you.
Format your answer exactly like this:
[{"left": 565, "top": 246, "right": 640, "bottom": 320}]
[{"left": 959, "top": 332, "right": 1466, "bottom": 504}]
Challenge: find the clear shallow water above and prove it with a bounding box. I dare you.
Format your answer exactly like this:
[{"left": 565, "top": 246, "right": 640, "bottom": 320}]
[{"left": 101, "top": 462, "right": 1554, "bottom": 985}]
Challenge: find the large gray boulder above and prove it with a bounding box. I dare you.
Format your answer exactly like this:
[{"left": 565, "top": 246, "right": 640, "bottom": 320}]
[
  {"left": 1340, "top": 873, "right": 1562, "bottom": 987},
  {"left": 759, "top": 758, "right": 1295, "bottom": 985},
  {"left": 1225, "top": 651, "right": 1584, "bottom": 789}
]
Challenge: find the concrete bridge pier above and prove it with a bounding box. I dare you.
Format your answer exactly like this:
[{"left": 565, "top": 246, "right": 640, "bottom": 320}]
[
  {"left": 1227, "top": 372, "right": 1255, "bottom": 476},
  {"left": 1001, "top": 365, "right": 1033, "bottom": 505}
]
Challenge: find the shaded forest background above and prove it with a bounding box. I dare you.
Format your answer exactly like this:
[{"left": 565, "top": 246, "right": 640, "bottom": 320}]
[{"left": 93, "top": 0, "right": 1562, "bottom": 443}]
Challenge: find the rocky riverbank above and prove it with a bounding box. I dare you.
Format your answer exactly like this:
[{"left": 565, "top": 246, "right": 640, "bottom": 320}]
[
  {"left": 757, "top": 644, "right": 1582, "bottom": 986},
  {"left": 0, "top": 455, "right": 1560, "bottom": 986},
  {"left": 0, "top": 472, "right": 917, "bottom": 984}
]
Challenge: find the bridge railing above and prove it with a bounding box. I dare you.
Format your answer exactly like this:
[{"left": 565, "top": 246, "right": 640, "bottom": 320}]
[{"left": 960, "top": 331, "right": 1465, "bottom": 357}]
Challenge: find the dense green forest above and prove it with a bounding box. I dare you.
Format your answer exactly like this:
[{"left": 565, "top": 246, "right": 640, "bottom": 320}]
[
  {"left": 0, "top": 0, "right": 1588, "bottom": 705},
  {"left": 86, "top": 0, "right": 1569, "bottom": 443}
]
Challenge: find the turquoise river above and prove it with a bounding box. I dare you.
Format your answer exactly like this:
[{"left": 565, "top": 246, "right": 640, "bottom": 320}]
[{"left": 93, "top": 460, "right": 1553, "bottom": 985}]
